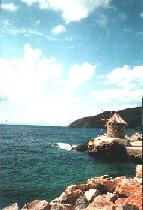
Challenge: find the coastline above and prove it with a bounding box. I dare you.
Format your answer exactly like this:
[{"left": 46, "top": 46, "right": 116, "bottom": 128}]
[{"left": 3, "top": 165, "right": 142, "bottom": 210}]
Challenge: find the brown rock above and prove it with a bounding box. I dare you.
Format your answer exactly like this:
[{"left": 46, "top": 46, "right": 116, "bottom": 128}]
[
  {"left": 115, "top": 188, "right": 142, "bottom": 210},
  {"left": 50, "top": 202, "right": 74, "bottom": 210},
  {"left": 136, "top": 165, "right": 142, "bottom": 178},
  {"left": 88, "top": 176, "right": 116, "bottom": 193},
  {"left": 64, "top": 184, "right": 92, "bottom": 194},
  {"left": 114, "top": 178, "right": 141, "bottom": 197},
  {"left": 21, "top": 200, "right": 50, "bottom": 210},
  {"left": 2, "top": 203, "right": 19, "bottom": 210},
  {"left": 115, "top": 198, "right": 128, "bottom": 206},
  {"left": 123, "top": 188, "right": 142, "bottom": 210},
  {"left": 59, "top": 189, "right": 83, "bottom": 205},
  {"left": 114, "top": 177, "right": 127, "bottom": 187},
  {"left": 84, "top": 194, "right": 113, "bottom": 210}
]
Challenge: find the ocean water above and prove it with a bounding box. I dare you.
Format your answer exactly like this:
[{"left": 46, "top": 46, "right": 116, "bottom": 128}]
[{"left": 0, "top": 125, "right": 137, "bottom": 209}]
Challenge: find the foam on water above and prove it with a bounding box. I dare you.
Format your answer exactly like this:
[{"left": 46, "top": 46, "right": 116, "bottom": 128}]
[{"left": 50, "top": 142, "right": 77, "bottom": 151}]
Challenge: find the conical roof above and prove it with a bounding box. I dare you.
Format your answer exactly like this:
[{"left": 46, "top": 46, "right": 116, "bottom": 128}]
[{"left": 107, "top": 113, "right": 127, "bottom": 125}]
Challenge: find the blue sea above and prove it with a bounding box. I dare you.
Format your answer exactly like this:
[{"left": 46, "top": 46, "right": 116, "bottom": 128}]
[{"left": 0, "top": 125, "right": 137, "bottom": 209}]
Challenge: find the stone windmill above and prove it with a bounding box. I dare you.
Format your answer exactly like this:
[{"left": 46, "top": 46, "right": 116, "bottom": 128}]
[{"left": 106, "top": 113, "right": 128, "bottom": 138}]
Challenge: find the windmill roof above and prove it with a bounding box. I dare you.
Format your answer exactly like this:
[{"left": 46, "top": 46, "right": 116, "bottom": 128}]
[{"left": 107, "top": 113, "right": 127, "bottom": 125}]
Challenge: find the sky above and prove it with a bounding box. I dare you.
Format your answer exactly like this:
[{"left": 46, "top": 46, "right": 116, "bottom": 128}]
[{"left": 0, "top": 0, "right": 143, "bottom": 125}]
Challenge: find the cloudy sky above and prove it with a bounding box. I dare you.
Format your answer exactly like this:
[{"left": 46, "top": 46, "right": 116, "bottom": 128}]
[{"left": 0, "top": 0, "right": 143, "bottom": 125}]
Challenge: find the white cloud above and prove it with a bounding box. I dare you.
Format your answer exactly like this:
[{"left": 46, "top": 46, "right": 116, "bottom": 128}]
[
  {"left": 1, "top": 3, "right": 18, "bottom": 12},
  {"left": 106, "top": 65, "right": 143, "bottom": 87},
  {"left": 52, "top": 25, "right": 66, "bottom": 34},
  {"left": 91, "top": 65, "right": 143, "bottom": 108},
  {"left": 0, "top": 44, "right": 96, "bottom": 125},
  {"left": 21, "top": 0, "right": 111, "bottom": 23},
  {"left": 0, "top": 44, "right": 63, "bottom": 103},
  {"left": 91, "top": 87, "right": 142, "bottom": 104},
  {"left": 64, "top": 62, "right": 96, "bottom": 91}
]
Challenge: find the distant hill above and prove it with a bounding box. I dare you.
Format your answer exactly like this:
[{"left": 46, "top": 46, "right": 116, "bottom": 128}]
[{"left": 69, "top": 107, "right": 142, "bottom": 129}]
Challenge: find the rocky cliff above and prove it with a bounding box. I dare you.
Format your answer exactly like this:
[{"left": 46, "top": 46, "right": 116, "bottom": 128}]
[{"left": 69, "top": 107, "right": 142, "bottom": 129}]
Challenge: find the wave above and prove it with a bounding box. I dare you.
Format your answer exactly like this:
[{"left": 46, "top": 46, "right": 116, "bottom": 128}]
[{"left": 48, "top": 142, "right": 77, "bottom": 151}]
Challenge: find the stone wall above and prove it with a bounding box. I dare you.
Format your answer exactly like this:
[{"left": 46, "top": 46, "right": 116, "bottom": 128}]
[{"left": 107, "top": 123, "right": 126, "bottom": 138}]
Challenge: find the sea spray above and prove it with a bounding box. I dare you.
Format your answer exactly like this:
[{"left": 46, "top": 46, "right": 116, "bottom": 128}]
[{"left": 49, "top": 142, "right": 77, "bottom": 151}]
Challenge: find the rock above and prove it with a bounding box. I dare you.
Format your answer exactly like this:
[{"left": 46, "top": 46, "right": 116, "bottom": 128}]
[
  {"left": 87, "top": 176, "right": 116, "bottom": 193},
  {"left": 2, "top": 203, "right": 19, "bottom": 210},
  {"left": 115, "top": 188, "right": 142, "bottom": 210},
  {"left": 87, "top": 138, "right": 130, "bottom": 161},
  {"left": 96, "top": 183, "right": 108, "bottom": 194},
  {"left": 126, "top": 147, "right": 142, "bottom": 162},
  {"left": 84, "top": 194, "right": 113, "bottom": 210},
  {"left": 75, "top": 195, "right": 89, "bottom": 209},
  {"left": 122, "top": 188, "right": 142, "bottom": 210},
  {"left": 136, "top": 165, "right": 142, "bottom": 178},
  {"left": 64, "top": 184, "right": 92, "bottom": 194},
  {"left": 114, "top": 178, "right": 141, "bottom": 197},
  {"left": 122, "top": 205, "right": 139, "bottom": 210},
  {"left": 50, "top": 202, "right": 74, "bottom": 210},
  {"left": 84, "top": 189, "right": 100, "bottom": 202},
  {"left": 130, "top": 141, "right": 142, "bottom": 147},
  {"left": 21, "top": 200, "right": 50, "bottom": 210},
  {"left": 59, "top": 189, "right": 83, "bottom": 205},
  {"left": 75, "top": 141, "right": 89, "bottom": 151},
  {"left": 130, "top": 133, "right": 142, "bottom": 141}
]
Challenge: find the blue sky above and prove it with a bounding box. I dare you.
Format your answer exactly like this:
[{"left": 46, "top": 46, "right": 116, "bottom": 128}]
[{"left": 0, "top": 0, "right": 143, "bottom": 125}]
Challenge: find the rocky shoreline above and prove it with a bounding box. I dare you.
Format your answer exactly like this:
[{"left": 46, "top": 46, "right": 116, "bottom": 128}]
[
  {"left": 75, "top": 134, "right": 142, "bottom": 162},
  {"left": 3, "top": 115, "right": 142, "bottom": 210},
  {"left": 3, "top": 165, "right": 142, "bottom": 210},
  {"left": 75, "top": 113, "right": 142, "bottom": 163}
]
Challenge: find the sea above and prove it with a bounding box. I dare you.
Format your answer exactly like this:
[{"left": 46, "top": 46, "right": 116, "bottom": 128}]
[{"left": 0, "top": 125, "right": 138, "bottom": 209}]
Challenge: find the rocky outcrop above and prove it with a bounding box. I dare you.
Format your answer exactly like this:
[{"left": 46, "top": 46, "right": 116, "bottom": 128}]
[
  {"left": 3, "top": 203, "right": 19, "bottom": 210},
  {"left": 21, "top": 200, "right": 51, "bottom": 210},
  {"left": 3, "top": 166, "right": 142, "bottom": 210},
  {"left": 75, "top": 135, "right": 142, "bottom": 162},
  {"left": 69, "top": 107, "right": 142, "bottom": 129}
]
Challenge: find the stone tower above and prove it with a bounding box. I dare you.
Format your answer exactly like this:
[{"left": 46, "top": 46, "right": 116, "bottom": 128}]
[{"left": 106, "top": 113, "right": 127, "bottom": 138}]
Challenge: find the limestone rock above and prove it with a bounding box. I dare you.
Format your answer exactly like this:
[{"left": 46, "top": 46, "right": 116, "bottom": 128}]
[
  {"left": 2, "top": 203, "right": 19, "bottom": 210},
  {"left": 21, "top": 200, "right": 50, "bottom": 210}
]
